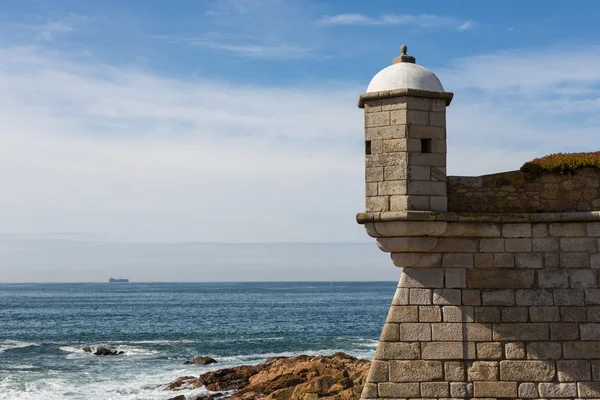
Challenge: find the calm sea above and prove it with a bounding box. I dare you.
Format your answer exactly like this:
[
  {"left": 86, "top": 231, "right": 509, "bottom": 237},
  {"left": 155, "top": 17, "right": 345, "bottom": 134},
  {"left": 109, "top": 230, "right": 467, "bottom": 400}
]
[{"left": 0, "top": 282, "right": 394, "bottom": 399}]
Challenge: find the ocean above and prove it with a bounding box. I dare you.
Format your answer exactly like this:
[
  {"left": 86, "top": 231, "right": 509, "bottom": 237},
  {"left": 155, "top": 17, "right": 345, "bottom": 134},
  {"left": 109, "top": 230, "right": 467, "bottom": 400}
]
[{"left": 0, "top": 281, "right": 394, "bottom": 399}]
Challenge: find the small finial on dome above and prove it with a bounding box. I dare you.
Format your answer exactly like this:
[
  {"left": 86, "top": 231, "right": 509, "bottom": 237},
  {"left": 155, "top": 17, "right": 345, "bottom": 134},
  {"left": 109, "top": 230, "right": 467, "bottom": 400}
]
[{"left": 393, "top": 44, "right": 416, "bottom": 64}]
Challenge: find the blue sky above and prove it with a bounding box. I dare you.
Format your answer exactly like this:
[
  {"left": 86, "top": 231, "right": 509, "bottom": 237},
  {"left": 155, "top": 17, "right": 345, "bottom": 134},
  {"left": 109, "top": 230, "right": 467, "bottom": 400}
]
[{"left": 1, "top": 0, "right": 600, "bottom": 247}]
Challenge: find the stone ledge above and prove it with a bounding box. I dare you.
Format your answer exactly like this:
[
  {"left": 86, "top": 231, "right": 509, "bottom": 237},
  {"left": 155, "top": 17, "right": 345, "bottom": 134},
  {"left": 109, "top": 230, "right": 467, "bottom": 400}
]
[
  {"left": 358, "top": 88, "right": 454, "bottom": 108},
  {"left": 357, "top": 211, "right": 600, "bottom": 224}
]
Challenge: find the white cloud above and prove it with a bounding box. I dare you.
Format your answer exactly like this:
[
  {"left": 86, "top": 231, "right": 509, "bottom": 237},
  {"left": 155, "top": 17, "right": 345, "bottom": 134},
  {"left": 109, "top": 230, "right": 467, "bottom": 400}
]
[
  {"left": 190, "top": 41, "right": 312, "bottom": 59},
  {"left": 318, "top": 13, "right": 473, "bottom": 30},
  {"left": 18, "top": 13, "right": 88, "bottom": 41}
]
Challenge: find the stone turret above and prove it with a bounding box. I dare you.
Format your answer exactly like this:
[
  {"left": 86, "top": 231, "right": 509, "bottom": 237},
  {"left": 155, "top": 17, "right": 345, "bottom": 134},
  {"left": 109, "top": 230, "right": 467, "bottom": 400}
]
[{"left": 359, "top": 45, "right": 453, "bottom": 212}]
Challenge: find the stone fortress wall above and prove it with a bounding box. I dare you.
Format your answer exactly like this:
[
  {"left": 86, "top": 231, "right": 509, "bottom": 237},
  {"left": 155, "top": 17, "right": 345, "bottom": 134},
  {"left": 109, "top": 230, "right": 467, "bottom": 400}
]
[
  {"left": 357, "top": 46, "right": 600, "bottom": 400},
  {"left": 447, "top": 168, "right": 600, "bottom": 213}
]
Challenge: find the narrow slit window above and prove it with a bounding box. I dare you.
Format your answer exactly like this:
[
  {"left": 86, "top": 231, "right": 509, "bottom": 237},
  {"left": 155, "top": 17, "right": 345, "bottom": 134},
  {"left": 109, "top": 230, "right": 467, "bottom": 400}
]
[
  {"left": 421, "top": 139, "right": 432, "bottom": 153},
  {"left": 365, "top": 140, "right": 372, "bottom": 155}
]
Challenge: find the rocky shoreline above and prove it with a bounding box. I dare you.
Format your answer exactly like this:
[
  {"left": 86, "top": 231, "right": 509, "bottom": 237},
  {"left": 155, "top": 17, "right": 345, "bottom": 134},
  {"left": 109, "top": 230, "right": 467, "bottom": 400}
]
[{"left": 163, "top": 352, "right": 371, "bottom": 400}]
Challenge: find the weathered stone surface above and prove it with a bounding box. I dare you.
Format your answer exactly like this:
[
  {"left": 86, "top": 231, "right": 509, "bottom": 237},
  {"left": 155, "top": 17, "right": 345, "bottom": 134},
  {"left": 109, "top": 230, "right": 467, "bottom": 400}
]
[
  {"left": 388, "top": 360, "right": 442, "bottom": 382},
  {"left": 473, "top": 381, "right": 517, "bottom": 398},
  {"left": 467, "top": 361, "right": 498, "bottom": 381},
  {"left": 421, "top": 342, "right": 476, "bottom": 359},
  {"left": 557, "top": 360, "right": 590, "bottom": 382},
  {"left": 505, "top": 342, "right": 526, "bottom": 359},
  {"left": 578, "top": 381, "right": 600, "bottom": 398},
  {"left": 519, "top": 382, "right": 538, "bottom": 398},
  {"left": 500, "top": 360, "right": 555, "bottom": 381},
  {"left": 467, "top": 269, "right": 534, "bottom": 288},
  {"left": 538, "top": 382, "right": 578, "bottom": 398}
]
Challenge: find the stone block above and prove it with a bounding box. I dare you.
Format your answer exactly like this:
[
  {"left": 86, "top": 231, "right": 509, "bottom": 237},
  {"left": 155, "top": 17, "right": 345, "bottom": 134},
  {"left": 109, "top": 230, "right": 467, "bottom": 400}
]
[
  {"left": 444, "top": 361, "right": 465, "bottom": 381},
  {"left": 533, "top": 223, "right": 549, "bottom": 237},
  {"left": 442, "top": 254, "right": 474, "bottom": 268},
  {"left": 384, "top": 165, "right": 407, "bottom": 180},
  {"left": 387, "top": 306, "right": 419, "bottom": 323},
  {"left": 501, "top": 306, "right": 528, "bottom": 322},
  {"left": 429, "top": 111, "right": 446, "bottom": 127},
  {"left": 473, "top": 381, "right": 517, "bottom": 398},
  {"left": 399, "top": 323, "right": 431, "bottom": 341},
  {"left": 467, "top": 361, "right": 498, "bottom": 381},
  {"left": 365, "top": 111, "right": 390, "bottom": 127},
  {"left": 515, "top": 253, "right": 543, "bottom": 268},
  {"left": 589, "top": 306, "right": 600, "bottom": 321},
  {"left": 365, "top": 182, "right": 378, "bottom": 197},
  {"left": 380, "top": 97, "right": 407, "bottom": 111},
  {"left": 361, "top": 383, "right": 378, "bottom": 398},
  {"left": 516, "top": 289, "right": 554, "bottom": 305},
  {"left": 502, "top": 223, "right": 532, "bottom": 238},
  {"left": 421, "top": 342, "right": 476, "bottom": 359},
  {"left": 505, "top": 238, "right": 532, "bottom": 252},
  {"left": 430, "top": 166, "right": 446, "bottom": 180},
  {"left": 420, "top": 382, "right": 448, "bottom": 398},
  {"left": 367, "top": 360, "right": 389, "bottom": 382},
  {"left": 562, "top": 307, "right": 587, "bottom": 322},
  {"left": 443, "top": 306, "right": 474, "bottom": 322},
  {"left": 431, "top": 323, "right": 491, "bottom": 341},
  {"left": 382, "top": 139, "right": 407, "bottom": 153},
  {"left": 380, "top": 323, "right": 399, "bottom": 341},
  {"left": 378, "top": 180, "right": 407, "bottom": 196},
  {"left": 389, "top": 360, "right": 443, "bottom": 382},
  {"left": 563, "top": 342, "right": 600, "bottom": 359},
  {"left": 407, "top": 181, "right": 446, "bottom": 196},
  {"left": 555, "top": 288, "right": 585, "bottom": 305},
  {"left": 526, "top": 341, "right": 562, "bottom": 359},
  {"left": 588, "top": 222, "right": 600, "bottom": 236},
  {"left": 559, "top": 253, "right": 590, "bottom": 268},
  {"left": 561, "top": 237, "right": 598, "bottom": 252},
  {"left": 592, "top": 253, "right": 600, "bottom": 268},
  {"left": 445, "top": 269, "right": 466, "bottom": 288},
  {"left": 363, "top": 99, "right": 382, "bottom": 113},
  {"left": 450, "top": 382, "right": 472, "bottom": 398},
  {"left": 389, "top": 195, "right": 429, "bottom": 211},
  {"left": 389, "top": 110, "right": 406, "bottom": 125},
  {"left": 377, "top": 382, "right": 419, "bottom": 398},
  {"left": 419, "top": 306, "right": 442, "bottom": 322},
  {"left": 407, "top": 165, "right": 429, "bottom": 180},
  {"left": 549, "top": 222, "right": 587, "bottom": 236},
  {"left": 538, "top": 382, "right": 577, "bottom": 398},
  {"left": 366, "top": 152, "right": 407, "bottom": 168},
  {"left": 444, "top": 222, "right": 501, "bottom": 238},
  {"left": 533, "top": 237, "right": 559, "bottom": 251},
  {"left": 409, "top": 288, "right": 432, "bottom": 305},
  {"left": 593, "top": 360, "right": 600, "bottom": 380},
  {"left": 365, "top": 125, "right": 407, "bottom": 140},
  {"left": 462, "top": 289, "right": 481, "bottom": 305},
  {"left": 546, "top": 252, "right": 560, "bottom": 268},
  {"left": 436, "top": 238, "right": 479, "bottom": 253},
  {"left": 474, "top": 253, "right": 494, "bottom": 268},
  {"left": 557, "top": 360, "right": 590, "bottom": 382},
  {"left": 378, "top": 237, "right": 438, "bottom": 253},
  {"left": 587, "top": 289, "right": 600, "bottom": 304},
  {"left": 404, "top": 97, "right": 434, "bottom": 111},
  {"left": 581, "top": 323, "right": 600, "bottom": 340},
  {"left": 493, "top": 323, "right": 549, "bottom": 341},
  {"left": 432, "top": 289, "right": 461, "bottom": 305},
  {"left": 538, "top": 269, "right": 569, "bottom": 288},
  {"left": 493, "top": 253, "right": 515, "bottom": 268},
  {"left": 366, "top": 196, "right": 389, "bottom": 212},
  {"left": 474, "top": 306, "right": 501, "bottom": 322},
  {"left": 505, "top": 342, "right": 526, "bottom": 359},
  {"left": 375, "top": 342, "right": 421, "bottom": 360},
  {"left": 578, "top": 381, "right": 600, "bottom": 398},
  {"left": 366, "top": 167, "right": 384, "bottom": 182},
  {"left": 408, "top": 152, "right": 445, "bottom": 167},
  {"left": 529, "top": 306, "right": 560, "bottom": 322},
  {"left": 405, "top": 110, "right": 429, "bottom": 125},
  {"left": 476, "top": 342, "right": 502, "bottom": 359},
  {"left": 407, "top": 125, "right": 446, "bottom": 140},
  {"left": 467, "top": 270, "right": 534, "bottom": 288},
  {"left": 550, "top": 323, "right": 580, "bottom": 340},
  {"left": 391, "top": 253, "right": 442, "bottom": 268},
  {"left": 482, "top": 290, "right": 514, "bottom": 306},
  {"left": 500, "top": 360, "right": 555, "bottom": 381},
  {"left": 392, "top": 288, "right": 409, "bottom": 305},
  {"left": 519, "top": 382, "right": 539, "bottom": 398},
  {"left": 370, "top": 139, "right": 383, "bottom": 154},
  {"left": 570, "top": 269, "right": 597, "bottom": 288},
  {"left": 480, "top": 239, "right": 504, "bottom": 252},
  {"left": 399, "top": 269, "right": 444, "bottom": 288}
]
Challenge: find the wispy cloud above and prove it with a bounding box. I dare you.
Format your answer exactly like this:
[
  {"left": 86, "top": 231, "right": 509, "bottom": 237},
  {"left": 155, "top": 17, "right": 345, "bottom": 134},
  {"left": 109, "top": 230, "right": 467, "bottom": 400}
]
[
  {"left": 318, "top": 13, "right": 473, "bottom": 31},
  {"left": 18, "top": 13, "right": 88, "bottom": 41},
  {"left": 190, "top": 40, "right": 312, "bottom": 59}
]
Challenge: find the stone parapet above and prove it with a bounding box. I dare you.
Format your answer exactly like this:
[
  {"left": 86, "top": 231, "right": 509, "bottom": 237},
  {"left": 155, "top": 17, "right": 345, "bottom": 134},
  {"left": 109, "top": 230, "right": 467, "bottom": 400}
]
[
  {"left": 448, "top": 168, "right": 600, "bottom": 213},
  {"left": 360, "top": 213, "right": 600, "bottom": 400}
]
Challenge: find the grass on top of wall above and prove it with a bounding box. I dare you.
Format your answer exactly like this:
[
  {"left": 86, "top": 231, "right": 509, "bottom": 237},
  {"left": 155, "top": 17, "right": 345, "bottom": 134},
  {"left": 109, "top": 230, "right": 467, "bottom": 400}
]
[{"left": 521, "top": 151, "right": 600, "bottom": 175}]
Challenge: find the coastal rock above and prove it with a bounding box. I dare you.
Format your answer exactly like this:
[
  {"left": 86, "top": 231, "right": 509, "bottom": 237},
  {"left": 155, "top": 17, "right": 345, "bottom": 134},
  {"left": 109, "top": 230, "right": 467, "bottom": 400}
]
[
  {"left": 185, "top": 356, "right": 218, "bottom": 365},
  {"left": 165, "top": 352, "right": 370, "bottom": 400},
  {"left": 166, "top": 396, "right": 187, "bottom": 400},
  {"left": 82, "top": 346, "right": 92, "bottom": 353},
  {"left": 93, "top": 346, "right": 122, "bottom": 356}
]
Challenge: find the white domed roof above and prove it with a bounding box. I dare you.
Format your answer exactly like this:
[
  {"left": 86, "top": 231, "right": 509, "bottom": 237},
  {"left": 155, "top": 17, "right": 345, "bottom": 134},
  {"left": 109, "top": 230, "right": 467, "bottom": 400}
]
[{"left": 366, "top": 46, "right": 444, "bottom": 93}]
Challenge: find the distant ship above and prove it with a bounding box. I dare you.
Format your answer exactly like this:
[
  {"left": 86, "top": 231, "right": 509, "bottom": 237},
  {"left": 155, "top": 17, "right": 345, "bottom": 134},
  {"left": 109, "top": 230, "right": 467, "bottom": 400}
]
[{"left": 108, "top": 277, "right": 129, "bottom": 283}]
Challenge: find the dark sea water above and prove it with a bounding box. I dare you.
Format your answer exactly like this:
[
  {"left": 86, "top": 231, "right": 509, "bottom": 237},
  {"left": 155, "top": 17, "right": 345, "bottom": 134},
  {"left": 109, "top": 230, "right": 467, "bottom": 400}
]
[{"left": 0, "top": 282, "right": 395, "bottom": 399}]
